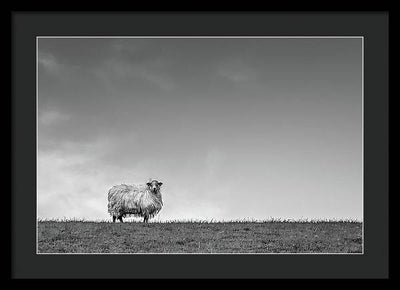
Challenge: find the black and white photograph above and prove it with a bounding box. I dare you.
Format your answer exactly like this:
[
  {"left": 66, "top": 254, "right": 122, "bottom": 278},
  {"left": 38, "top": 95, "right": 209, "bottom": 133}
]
[{"left": 36, "top": 36, "right": 364, "bottom": 254}]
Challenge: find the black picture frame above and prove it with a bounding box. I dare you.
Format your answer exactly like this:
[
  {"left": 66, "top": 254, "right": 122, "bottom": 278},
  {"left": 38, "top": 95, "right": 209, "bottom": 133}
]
[{"left": 11, "top": 11, "right": 389, "bottom": 279}]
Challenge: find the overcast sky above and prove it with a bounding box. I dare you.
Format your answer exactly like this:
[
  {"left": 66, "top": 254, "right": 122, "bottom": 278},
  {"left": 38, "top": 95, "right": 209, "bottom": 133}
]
[{"left": 37, "top": 37, "right": 362, "bottom": 221}]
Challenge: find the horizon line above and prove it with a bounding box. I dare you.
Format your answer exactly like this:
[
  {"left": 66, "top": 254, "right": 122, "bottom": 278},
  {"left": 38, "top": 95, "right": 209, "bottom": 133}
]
[{"left": 37, "top": 218, "right": 363, "bottom": 223}]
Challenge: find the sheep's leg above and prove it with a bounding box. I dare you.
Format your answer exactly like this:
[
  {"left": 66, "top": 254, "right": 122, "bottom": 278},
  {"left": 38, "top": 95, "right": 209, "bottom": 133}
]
[
  {"left": 118, "top": 216, "right": 123, "bottom": 223},
  {"left": 143, "top": 215, "right": 149, "bottom": 223},
  {"left": 112, "top": 216, "right": 116, "bottom": 223}
]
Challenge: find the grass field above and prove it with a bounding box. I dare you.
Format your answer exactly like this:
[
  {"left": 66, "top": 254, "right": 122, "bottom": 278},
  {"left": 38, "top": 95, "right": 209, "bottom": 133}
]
[{"left": 37, "top": 219, "right": 362, "bottom": 254}]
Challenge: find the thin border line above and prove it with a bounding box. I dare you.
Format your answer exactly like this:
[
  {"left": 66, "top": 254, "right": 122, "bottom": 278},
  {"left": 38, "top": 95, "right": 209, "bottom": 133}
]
[
  {"left": 36, "top": 36, "right": 363, "bottom": 38},
  {"left": 36, "top": 36, "right": 364, "bottom": 255},
  {"left": 36, "top": 36, "right": 39, "bottom": 255},
  {"left": 361, "top": 36, "right": 364, "bottom": 254}
]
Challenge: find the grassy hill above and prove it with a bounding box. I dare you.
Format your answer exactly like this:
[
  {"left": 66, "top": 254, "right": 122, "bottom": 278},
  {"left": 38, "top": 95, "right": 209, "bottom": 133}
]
[{"left": 37, "top": 219, "right": 362, "bottom": 254}]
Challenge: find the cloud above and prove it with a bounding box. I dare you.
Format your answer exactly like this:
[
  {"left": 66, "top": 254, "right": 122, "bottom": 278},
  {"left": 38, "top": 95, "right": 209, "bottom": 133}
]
[
  {"left": 92, "top": 43, "right": 176, "bottom": 92},
  {"left": 92, "top": 59, "right": 175, "bottom": 93},
  {"left": 110, "top": 38, "right": 150, "bottom": 54},
  {"left": 37, "top": 136, "right": 130, "bottom": 220},
  {"left": 39, "top": 109, "right": 70, "bottom": 126},
  {"left": 38, "top": 51, "right": 81, "bottom": 78},
  {"left": 38, "top": 52, "right": 62, "bottom": 74},
  {"left": 139, "top": 69, "right": 175, "bottom": 91},
  {"left": 217, "top": 59, "right": 257, "bottom": 84}
]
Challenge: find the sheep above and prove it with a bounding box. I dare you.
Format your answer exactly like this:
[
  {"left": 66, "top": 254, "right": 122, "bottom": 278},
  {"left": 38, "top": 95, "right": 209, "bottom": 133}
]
[{"left": 107, "top": 179, "right": 163, "bottom": 223}]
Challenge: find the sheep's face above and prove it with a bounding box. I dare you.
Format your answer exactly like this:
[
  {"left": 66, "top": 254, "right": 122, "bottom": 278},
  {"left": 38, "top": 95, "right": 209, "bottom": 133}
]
[{"left": 147, "top": 180, "right": 163, "bottom": 194}]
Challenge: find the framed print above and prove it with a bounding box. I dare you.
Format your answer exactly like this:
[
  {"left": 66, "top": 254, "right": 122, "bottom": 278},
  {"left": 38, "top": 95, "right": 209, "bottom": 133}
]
[{"left": 11, "top": 11, "right": 389, "bottom": 279}]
